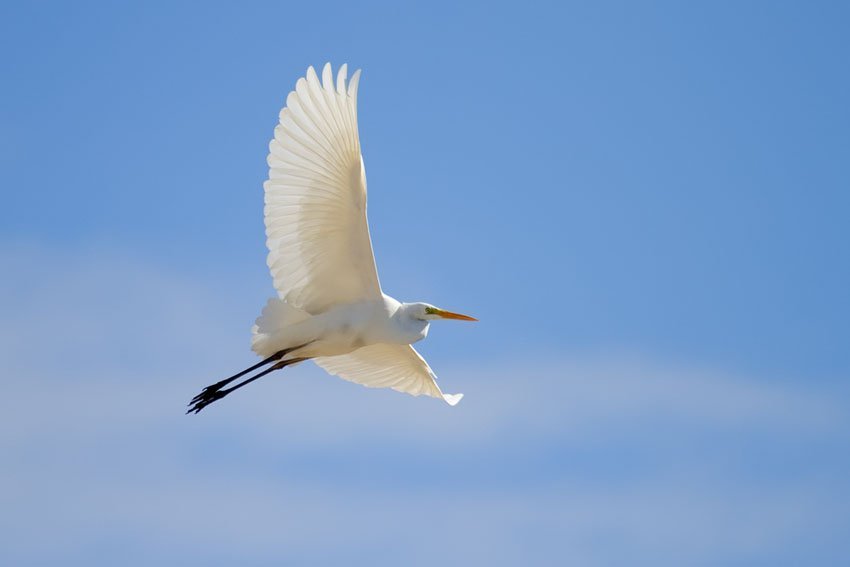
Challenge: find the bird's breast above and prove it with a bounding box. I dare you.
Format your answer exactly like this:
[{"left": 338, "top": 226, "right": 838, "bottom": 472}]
[{"left": 302, "top": 301, "right": 392, "bottom": 357}]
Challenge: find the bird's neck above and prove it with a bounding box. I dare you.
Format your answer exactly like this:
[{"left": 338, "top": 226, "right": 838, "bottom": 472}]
[{"left": 392, "top": 305, "right": 430, "bottom": 344}]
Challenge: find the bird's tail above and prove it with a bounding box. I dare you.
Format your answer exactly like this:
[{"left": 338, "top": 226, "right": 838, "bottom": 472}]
[{"left": 251, "top": 297, "right": 311, "bottom": 356}]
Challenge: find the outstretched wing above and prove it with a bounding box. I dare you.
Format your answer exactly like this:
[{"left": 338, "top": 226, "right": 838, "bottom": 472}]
[
  {"left": 314, "top": 344, "right": 464, "bottom": 406},
  {"left": 265, "top": 63, "right": 382, "bottom": 314}
]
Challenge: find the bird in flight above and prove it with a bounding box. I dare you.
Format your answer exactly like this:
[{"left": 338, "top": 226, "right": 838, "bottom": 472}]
[{"left": 188, "top": 63, "right": 476, "bottom": 414}]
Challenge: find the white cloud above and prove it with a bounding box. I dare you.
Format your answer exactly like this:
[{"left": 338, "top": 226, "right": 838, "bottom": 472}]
[{"left": 1, "top": 245, "right": 847, "bottom": 566}]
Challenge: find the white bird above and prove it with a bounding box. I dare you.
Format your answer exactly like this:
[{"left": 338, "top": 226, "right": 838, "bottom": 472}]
[{"left": 188, "top": 63, "right": 476, "bottom": 414}]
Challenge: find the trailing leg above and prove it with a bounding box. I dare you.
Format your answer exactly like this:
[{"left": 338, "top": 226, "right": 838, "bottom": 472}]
[{"left": 187, "top": 343, "right": 311, "bottom": 414}]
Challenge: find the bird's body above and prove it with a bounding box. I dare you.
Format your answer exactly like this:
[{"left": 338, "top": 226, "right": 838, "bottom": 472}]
[
  {"left": 251, "top": 295, "right": 429, "bottom": 360},
  {"left": 188, "top": 63, "right": 475, "bottom": 414}
]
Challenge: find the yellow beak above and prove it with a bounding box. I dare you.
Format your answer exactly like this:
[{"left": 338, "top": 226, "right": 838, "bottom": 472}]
[{"left": 434, "top": 309, "right": 478, "bottom": 321}]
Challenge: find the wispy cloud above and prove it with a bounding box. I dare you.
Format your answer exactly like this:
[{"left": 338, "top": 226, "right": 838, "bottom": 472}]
[{"left": 1, "top": 246, "right": 847, "bottom": 566}]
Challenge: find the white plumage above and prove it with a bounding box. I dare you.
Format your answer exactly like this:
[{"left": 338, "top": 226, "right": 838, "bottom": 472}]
[
  {"left": 264, "top": 64, "right": 379, "bottom": 313},
  {"left": 188, "top": 63, "right": 475, "bottom": 414},
  {"left": 316, "top": 344, "right": 464, "bottom": 406}
]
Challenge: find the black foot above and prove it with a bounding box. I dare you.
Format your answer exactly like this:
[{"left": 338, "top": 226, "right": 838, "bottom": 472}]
[{"left": 187, "top": 387, "right": 228, "bottom": 414}]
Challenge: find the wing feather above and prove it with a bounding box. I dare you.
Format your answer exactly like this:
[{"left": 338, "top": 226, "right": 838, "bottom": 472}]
[
  {"left": 265, "top": 64, "right": 381, "bottom": 313},
  {"left": 314, "top": 344, "right": 464, "bottom": 406}
]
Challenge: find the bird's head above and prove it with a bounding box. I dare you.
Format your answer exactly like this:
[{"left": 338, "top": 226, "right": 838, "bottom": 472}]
[{"left": 408, "top": 303, "right": 478, "bottom": 322}]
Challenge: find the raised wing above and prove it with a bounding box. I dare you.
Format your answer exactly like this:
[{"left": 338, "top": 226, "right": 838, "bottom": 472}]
[
  {"left": 265, "top": 63, "right": 382, "bottom": 314},
  {"left": 314, "top": 344, "right": 464, "bottom": 406}
]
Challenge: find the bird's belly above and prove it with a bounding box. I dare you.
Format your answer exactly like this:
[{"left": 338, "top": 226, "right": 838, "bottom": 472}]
[
  {"left": 295, "top": 307, "right": 383, "bottom": 358},
  {"left": 292, "top": 332, "right": 370, "bottom": 360},
  {"left": 285, "top": 299, "right": 415, "bottom": 359}
]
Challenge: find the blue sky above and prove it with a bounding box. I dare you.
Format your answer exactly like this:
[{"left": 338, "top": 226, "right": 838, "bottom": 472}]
[{"left": 1, "top": 1, "right": 848, "bottom": 565}]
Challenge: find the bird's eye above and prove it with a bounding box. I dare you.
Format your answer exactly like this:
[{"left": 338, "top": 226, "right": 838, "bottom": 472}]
[{"left": 424, "top": 306, "right": 436, "bottom": 315}]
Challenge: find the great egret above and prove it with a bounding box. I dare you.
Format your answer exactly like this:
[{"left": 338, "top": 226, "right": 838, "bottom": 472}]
[{"left": 188, "top": 63, "right": 476, "bottom": 414}]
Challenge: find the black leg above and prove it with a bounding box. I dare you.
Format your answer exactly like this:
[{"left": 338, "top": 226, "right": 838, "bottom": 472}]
[
  {"left": 187, "top": 356, "right": 308, "bottom": 414},
  {"left": 188, "top": 343, "right": 312, "bottom": 408},
  {"left": 193, "top": 351, "right": 284, "bottom": 397}
]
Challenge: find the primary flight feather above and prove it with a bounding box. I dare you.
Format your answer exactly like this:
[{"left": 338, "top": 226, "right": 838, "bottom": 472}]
[{"left": 188, "top": 63, "right": 476, "bottom": 414}]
